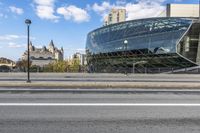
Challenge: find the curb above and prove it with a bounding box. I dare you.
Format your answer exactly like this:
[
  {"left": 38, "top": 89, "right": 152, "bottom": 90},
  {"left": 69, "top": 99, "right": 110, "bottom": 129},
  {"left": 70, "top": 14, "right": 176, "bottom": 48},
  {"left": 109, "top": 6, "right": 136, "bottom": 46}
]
[
  {"left": 1, "top": 88, "right": 200, "bottom": 93},
  {"left": 1, "top": 81, "right": 200, "bottom": 89}
]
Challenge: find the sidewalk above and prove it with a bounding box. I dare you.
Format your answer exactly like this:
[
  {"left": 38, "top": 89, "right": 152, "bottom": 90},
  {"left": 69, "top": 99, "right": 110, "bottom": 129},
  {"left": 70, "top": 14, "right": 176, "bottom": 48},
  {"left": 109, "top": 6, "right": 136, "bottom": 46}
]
[
  {"left": 0, "top": 73, "right": 200, "bottom": 89},
  {"left": 1, "top": 80, "right": 200, "bottom": 89}
]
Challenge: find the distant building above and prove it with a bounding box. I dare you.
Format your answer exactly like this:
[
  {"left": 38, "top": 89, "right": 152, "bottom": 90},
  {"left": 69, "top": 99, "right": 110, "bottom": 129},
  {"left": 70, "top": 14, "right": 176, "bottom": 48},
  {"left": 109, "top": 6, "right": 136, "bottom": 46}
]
[
  {"left": 167, "top": 4, "right": 199, "bottom": 17},
  {"left": 22, "top": 40, "right": 64, "bottom": 67},
  {"left": 72, "top": 52, "right": 87, "bottom": 66},
  {"left": 0, "top": 57, "right": 15, "bottom": 65},
  {"left": 0, "top": 57, "right": 16, "bottom": 72},
  {"left": 104, "top": 9, "right": 126, "bottom": 26}
]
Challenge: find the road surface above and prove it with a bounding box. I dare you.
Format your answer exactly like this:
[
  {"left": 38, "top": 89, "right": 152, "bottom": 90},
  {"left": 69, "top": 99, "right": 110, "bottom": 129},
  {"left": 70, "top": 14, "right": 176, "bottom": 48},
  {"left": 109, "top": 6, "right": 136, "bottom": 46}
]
[{"left": 0, "top": 89, "right": 200, "bottom": 132}]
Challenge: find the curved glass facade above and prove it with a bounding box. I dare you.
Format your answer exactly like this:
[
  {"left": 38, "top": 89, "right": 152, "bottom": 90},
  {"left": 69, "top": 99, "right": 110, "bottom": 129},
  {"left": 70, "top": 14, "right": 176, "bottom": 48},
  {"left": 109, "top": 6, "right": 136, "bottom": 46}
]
[{"left": 86, "top": 17, "right": 200, "bottom": 73}]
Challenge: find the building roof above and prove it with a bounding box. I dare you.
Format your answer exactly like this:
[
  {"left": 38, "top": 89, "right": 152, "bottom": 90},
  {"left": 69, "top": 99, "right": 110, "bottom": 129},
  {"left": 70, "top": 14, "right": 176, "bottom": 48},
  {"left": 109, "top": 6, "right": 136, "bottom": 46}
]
[{"left": 0, "top": 57, "right": 15, "bottom": 64}]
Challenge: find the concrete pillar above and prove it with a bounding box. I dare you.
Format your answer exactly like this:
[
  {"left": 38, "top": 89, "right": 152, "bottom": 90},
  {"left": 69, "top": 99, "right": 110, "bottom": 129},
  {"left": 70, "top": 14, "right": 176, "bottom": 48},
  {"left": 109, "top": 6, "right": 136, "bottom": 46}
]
[
  {"left": 184, "top": 36, "right": 190, "bottom": 52},
  {"left": 132, "top": 63, "right": 135, "bottom": 74},
  {"left": 196, "top": 33, "right": 200, "bottom": 64},
  {"left": 145, "top": 67, "right": 147, "bottom": 74}
]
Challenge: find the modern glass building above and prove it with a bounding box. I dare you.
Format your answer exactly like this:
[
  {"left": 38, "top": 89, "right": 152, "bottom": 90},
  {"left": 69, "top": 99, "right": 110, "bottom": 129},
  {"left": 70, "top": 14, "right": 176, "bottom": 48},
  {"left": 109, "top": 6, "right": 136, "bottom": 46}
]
[{"left": 86, "top": 17, "right": 200, "bottom": 73}]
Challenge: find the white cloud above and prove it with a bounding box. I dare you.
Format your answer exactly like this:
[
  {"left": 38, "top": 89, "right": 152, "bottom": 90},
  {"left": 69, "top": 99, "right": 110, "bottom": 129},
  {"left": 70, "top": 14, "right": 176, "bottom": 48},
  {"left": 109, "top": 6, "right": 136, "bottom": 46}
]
[
  {"left": 34, "top": 0, "right": 54, "bottom": 6},
  {"left": 0, "top": 13, "right": 3, "bottom": 17},
  {"left": 0, "top": 35, "right": 25, "bottom": 41},
  {"left": 36, "top": 5, "right": 59, "bottom": 21},
  {"left": 8, "top": 42, "right": 25, "bottom": 48},
  {"left": 0, "top": 13, "right": 7, "bottom": 19},
  {"left": 126, "top": 0, "right": 166, "bottom": 20},
  {"left": 92, "top": 0, "right": 166, "bottom": 21},
  {"left": 75, "top": 48, "right": 85, "bottom": 53},
  {"left": 57, "top": 5, "right": 90, "bottom": 23},
  {"left": 64, "top": 48, "right": 85, "bottom": 53},
  {"left": 116, "top": 0, "right": 127, "bottom": 6},
  {"left": 9, "top": 6, "right": 24, "bottom": 15},
  {"left": 33, "top": 0, "right": 59, "bottom": 21},
  {"left": 174, "top": 0, "right": 182, "bottom": 2},
  {"left": 92, "top": 2, "right": 111, "bottom": 13},
  {"left": 0, "top": 34, "right": 35, "bottom": 41},
  {"left": 92, "top": 1, "right": 111, "bottom": 18},
  {"left": 34, "top": 45, "right": 43, "bottom": 48}
]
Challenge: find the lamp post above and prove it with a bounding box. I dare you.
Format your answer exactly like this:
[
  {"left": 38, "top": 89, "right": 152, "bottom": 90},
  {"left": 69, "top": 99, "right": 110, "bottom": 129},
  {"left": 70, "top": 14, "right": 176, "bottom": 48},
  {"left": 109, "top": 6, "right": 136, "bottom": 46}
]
[
  {"left": 25, "top": 19, "right": 31, "bottom": 83},
  {"left": 124, "top": 40, "right": 128, "bottom": 74}
]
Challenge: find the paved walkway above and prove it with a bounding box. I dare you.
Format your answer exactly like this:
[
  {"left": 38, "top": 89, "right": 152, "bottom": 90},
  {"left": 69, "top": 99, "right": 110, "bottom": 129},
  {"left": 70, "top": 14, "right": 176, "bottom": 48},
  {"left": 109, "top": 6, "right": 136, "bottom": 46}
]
[
  {"left": 1, "top": 81, "right": 200, "bottom": 89},
  {"left": 0, "top": 73, "right": 200, "bottom": 89}
]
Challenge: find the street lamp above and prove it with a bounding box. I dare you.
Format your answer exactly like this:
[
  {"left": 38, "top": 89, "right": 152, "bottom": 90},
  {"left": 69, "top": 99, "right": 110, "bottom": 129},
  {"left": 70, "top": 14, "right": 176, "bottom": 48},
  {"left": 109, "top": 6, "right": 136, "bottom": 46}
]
[
  {"left": 123, "top": 40, "right": 128, "bottom": 74},
  {"left": 25, "top": 19, "right": 31, "bottom": 83}
]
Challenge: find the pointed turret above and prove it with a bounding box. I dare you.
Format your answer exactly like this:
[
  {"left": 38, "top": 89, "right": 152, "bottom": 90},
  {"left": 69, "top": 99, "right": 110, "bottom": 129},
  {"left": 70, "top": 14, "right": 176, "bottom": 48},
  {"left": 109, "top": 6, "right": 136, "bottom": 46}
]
[
  {"left": 29, "top": 41, "right": 32, "bottom": 46},
  {"left": 42, "top": 46, "right": 47, "bottom": 52},
  {"left": 48, "top": 40, "right": 55, "bottom": 53},
  {"left": 29, "top": 41, "right": 33, "bottom": 51},
  {"left": 49, "top": 40, "right": 54, "bottom": 47}
]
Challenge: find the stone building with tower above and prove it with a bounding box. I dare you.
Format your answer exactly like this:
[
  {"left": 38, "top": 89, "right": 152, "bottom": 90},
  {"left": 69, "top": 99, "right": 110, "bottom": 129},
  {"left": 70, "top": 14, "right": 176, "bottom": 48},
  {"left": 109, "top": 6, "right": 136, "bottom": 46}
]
[{"left": 22, "top": 40, "right": 64, "bottom": 67}]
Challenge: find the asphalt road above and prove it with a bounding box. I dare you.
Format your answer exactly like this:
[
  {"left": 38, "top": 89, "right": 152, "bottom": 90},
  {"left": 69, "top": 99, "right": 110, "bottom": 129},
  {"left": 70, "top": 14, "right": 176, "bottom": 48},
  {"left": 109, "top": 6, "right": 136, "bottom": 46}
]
[{"left": 1, "top": 89, "right": 200, "bottom": 132}]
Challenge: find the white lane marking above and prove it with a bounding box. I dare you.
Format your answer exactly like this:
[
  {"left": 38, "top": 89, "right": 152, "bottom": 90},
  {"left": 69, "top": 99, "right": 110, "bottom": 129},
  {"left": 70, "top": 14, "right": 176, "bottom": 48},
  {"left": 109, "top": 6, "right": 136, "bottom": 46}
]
[{"left": 0, "top": 103, "right": 200, "bottom": 106}]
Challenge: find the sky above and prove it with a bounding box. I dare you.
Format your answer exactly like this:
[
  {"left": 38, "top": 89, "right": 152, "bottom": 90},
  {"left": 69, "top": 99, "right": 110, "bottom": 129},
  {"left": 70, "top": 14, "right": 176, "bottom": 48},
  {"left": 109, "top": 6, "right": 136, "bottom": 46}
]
[{"left": 0, "top": 0, "right": 199, "bottom": 61}]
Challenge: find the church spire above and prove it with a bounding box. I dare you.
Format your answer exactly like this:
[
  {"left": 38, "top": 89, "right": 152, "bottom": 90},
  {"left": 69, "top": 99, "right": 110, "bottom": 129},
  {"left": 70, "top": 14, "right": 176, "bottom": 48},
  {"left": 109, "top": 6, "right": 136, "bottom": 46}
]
[
  {"left": 49, "top": 40, "right": 54, "bottom": 47},
  {"left": 29, "top": 41, "right": 33, "bottom": 51},
  {"left": 29, "top": 41, "right": 32, "bottom": 46}
]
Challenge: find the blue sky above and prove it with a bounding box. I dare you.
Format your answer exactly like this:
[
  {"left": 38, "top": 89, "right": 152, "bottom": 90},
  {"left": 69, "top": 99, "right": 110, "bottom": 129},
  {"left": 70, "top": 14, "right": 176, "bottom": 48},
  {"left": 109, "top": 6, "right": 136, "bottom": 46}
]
[{"left": 0, "top": 0, "right": 199, "bottom": 61}]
